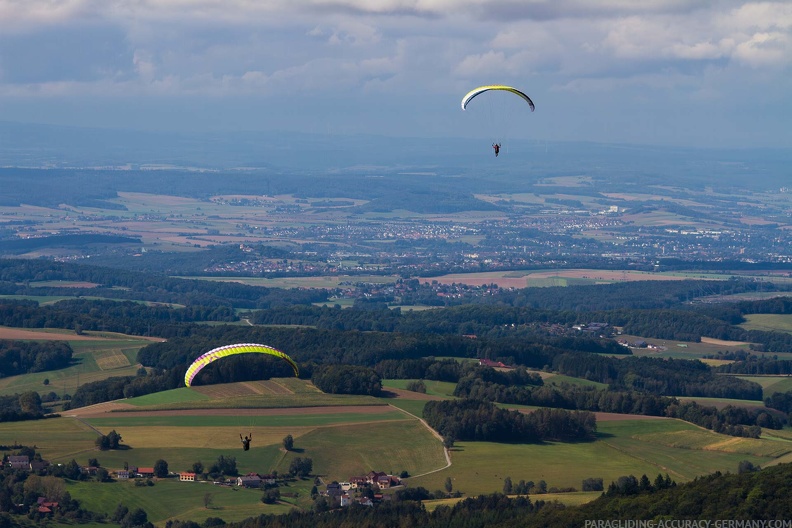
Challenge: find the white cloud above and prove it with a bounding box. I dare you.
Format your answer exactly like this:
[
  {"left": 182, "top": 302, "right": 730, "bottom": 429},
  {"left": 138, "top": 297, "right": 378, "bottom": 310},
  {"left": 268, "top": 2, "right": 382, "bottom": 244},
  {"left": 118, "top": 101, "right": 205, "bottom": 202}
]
[{"left": 0, "top": 0, "right": 789, "bottom": 146}]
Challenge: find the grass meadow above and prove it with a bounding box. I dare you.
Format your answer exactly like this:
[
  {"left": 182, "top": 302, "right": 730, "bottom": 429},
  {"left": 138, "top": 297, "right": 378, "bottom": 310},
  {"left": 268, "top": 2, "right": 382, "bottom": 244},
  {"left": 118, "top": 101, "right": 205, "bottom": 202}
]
[
  {"left": 740, "top": 314, "right": 792, "bottom": 334},
  {"left": 2, "top": 379, "right": 792, "bottom": 525},
  {"left": 382, "top": 379, "right": 458, "bottom": 398},
  {"left": 0, "top": 333, "right": 152, "bottom": 401},
  {"left": 736, "top": 376, "right": 792, "bottom": 397},
  {"left": 66, "top": 475, "right": 299, "bottom": 525}
]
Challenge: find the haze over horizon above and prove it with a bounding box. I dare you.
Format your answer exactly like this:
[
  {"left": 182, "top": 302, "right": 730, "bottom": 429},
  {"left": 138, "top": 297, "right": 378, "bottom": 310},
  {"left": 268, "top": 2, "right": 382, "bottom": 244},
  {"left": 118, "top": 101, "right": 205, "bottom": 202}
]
[{"left": 0, "top": 1, "right": 790, "bottom": 149}]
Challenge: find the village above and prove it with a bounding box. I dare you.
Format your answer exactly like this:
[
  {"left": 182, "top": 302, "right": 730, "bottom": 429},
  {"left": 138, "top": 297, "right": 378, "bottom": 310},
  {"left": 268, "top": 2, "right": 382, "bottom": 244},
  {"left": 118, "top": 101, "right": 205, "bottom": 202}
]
[{"left": 3, "top": 453, "right": 402, "bottom": 514}]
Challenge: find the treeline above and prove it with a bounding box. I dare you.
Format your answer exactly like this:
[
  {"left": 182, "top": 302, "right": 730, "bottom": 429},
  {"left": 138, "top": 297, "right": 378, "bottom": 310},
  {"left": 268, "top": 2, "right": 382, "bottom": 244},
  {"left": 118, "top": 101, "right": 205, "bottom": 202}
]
[
  {"left": 696, "top": 295, "right": 792, "bottom": 324},
  {"left": 0, "top": 393, "right": 45, "bottom": 422},
  {"left": 715, "top": 358, "right": 792, "bottom": 375},
  {"left": 252, "top": 304, "right": 628, "bottom": 356},
  {"left": 251, "top": 299, "right": 792, "bottom": 353},
  {"left": 552, "top": 353, "right": 763, "bottom": 400},
  {"left": 452, "top": 377, "right": 780, "bottom": 437},
  {"left": 374, "top": 358, "right": 544, "bottom": 387},
  {"left": 311, "top": 365, "right": 382, "bottom": 396},
  {"left": 477, "top": 278, "right": 776, "bottom": 311},
  {"left": 0, "top": 299, "right": 229, "bottom": 338},
  {"left": 63, "top": 369, "right": 183, "bottom": 410},
  {"left": 600, "top": 307, "right": 792, "bottom": 352},
  {"left": 137, "top": 326, "right": 483, "bottom": 372},
  {"left": 765, "top": 389, "right": 792, "bottom": 418},
  {"left": 422, "top": 399, "right": 596, "bottom": 443},
  {"left": 0, "top": 340, "right": 72, "bottom": 377},
  {"left": 0, "top": 258, "right": 328, "bottom": 308}
]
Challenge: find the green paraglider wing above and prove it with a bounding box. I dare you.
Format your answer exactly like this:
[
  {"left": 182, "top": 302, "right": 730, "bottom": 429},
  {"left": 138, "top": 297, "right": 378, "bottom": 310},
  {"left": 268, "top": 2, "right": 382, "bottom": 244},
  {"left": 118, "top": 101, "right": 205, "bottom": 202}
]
[
  {"left": 461, "top": 85, "right": 535, "bottom": 111},
  {"left": 184, "top": 343, "right": 298, "bottom": 387}
]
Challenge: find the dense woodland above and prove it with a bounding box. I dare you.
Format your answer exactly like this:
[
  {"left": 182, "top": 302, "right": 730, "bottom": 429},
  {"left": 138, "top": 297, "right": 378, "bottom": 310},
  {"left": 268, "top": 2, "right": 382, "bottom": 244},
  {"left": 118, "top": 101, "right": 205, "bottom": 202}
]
[
  {"left": 0, "top": 259, "right": 327, "bottom": 308},
  {"left": 0, "top": 341, "right": 72, "bottom": 377},
  {"left": 422, "top": 399, "right": 597, "bottom": 443}
]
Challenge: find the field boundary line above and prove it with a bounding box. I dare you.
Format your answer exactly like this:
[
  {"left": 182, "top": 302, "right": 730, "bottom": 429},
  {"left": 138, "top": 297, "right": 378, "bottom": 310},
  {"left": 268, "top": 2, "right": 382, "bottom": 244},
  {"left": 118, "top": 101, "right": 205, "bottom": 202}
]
[
  {"left": 389, "top": 404, "right": 451, "bottom": 477},
  {"left": 599, "top": 439, "right": 685, "bottom": 480}
]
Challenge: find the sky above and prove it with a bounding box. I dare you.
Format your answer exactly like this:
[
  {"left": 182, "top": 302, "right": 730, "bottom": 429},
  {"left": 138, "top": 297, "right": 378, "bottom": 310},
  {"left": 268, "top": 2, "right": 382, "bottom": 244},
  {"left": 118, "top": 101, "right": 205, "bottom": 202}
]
[{"left": 0, "top": 0, "right": 790, "bottom": 148}]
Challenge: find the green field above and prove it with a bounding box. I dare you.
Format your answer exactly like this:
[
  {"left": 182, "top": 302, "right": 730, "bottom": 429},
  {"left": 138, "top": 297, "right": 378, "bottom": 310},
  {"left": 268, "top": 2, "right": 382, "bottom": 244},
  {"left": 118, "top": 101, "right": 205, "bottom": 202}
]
[
  {"left": 617, "top": 333, "right": 753, "bottom": 360},
  {"left": 382, "top": 379, "right": 458, "bottom": 398},
  {"left": 66, "top": 477, "right": 298, "bottom": 525},
  {"left": 544, "top": 374, "right": 608, "bottom": 389},
  {"left": 735, "top": 376, "right": 792, "bottom": 397},
  {"left": 4, "top": 389, "right": 792, "bottom": 526},
  {"left": 409, "top": 418, "right": 784, "bottom": 497},
  {"left": 0, "top": 336, "right": 152, "bottom": 401},
  {"left": 740, "top": 314, "right": 792, "bottom": 334}
]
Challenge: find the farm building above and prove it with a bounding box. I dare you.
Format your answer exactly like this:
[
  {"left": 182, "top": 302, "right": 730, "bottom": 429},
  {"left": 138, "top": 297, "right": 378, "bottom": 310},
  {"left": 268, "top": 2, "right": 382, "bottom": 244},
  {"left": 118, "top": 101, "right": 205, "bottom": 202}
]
[
  {"left": 136, "top": 467, "right": 155, "bottom": 478},
  {"left": 8, "top": 456, "right": 29, "bottom": 469},
  {"left": 180, "top": 472, "right": 196, "bottom": 482},
  {"left": 237, "top": 474, "right": 261, "bottom": 488}
]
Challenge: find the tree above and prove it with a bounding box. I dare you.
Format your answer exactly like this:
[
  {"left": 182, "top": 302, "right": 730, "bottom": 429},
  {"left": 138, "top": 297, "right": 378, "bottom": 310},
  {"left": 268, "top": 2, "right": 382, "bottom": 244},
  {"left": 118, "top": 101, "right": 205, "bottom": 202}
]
[
  {"left": 288, "top": 457, "right": 313, "bottom": 478},
  {"left": 261, "top": 488, "right": 280, "bottom": 504},
  {"left": 192, "top": 461, "right": 204, "bottom": 475},
  {"left": 96, "top": 467, "right": 111, "bottom": 482},
  {"left": 63, "top": 459, "right": 82, "bottom": 480},
  {"left": 282, "top": 434, "right": 294, "bottom": 451},
  {"left": 503, "top": 476, "right": 513, "bottom": 494},
  {"left": 203, "top": 492, "right": 214, "bottom": 509},
  {"left": 112, "top": 504, "right": 129, "bottom": 522},
  {"left": 444, "top": 477, "right": 453, "bottom": 493},
  {"left": 537, "top": 480, "right": 547, "bottom": 494},
  {"left": 121, "top": 507, "right": 149, "bottom": 528},
  {"left": 154, "top": 459, "right": 169, "bottom": 478},
  {"left": 18, "top": 391, "right": 42, "bottom": 415},
  {"left": 88, "top": 458, "right": 99, "bottom": 467},
  {"left": 582, "top": 477, "right": 604, "bottom": 492},
  {"left": 107, "top": 430, "right": 123, "bottom": 449}
]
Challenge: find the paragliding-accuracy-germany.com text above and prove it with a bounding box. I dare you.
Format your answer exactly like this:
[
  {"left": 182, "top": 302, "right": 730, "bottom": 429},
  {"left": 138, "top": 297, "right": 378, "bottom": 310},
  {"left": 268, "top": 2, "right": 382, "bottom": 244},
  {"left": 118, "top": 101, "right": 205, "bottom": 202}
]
[{"left": 585, "top": 521, "right": 792, "bottom": 528}]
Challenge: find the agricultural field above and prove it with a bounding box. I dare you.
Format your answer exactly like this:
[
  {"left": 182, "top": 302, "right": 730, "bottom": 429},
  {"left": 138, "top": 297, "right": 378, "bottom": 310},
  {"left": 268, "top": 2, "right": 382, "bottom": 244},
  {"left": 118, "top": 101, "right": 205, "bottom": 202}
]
[
  {"left": 0, "top": 329, "right": 157, "bottom": 403},
  {"left": 382, "top": 379, "right": 458, "bottom": 399},
  {"left": 407, "top": 418, "right": 785, "bottom": 497},
  {"left": 740, "top": 314, "right": 792, "bottom": 334},
  {"left": 3, "top": 372, "right": 792, "bottom": 525},
  {"left": 734, "top": 376, "right": 792, "bottom": 398},
  {"left": 67, "top": 478, "right": 294, "bottom": 525},
  {"left": 616, "top": 333, "right": 754, "bottom": 360}
]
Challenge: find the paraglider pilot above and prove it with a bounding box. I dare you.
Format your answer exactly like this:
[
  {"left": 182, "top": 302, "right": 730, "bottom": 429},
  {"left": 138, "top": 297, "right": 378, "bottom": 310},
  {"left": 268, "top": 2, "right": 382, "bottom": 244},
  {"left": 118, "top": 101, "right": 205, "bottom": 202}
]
[
  {"left": 493, "top": 143, "right": 501, "bottom": 157},
  {"left": 241, "top": 433, "right": 252, "bottom": 451}
]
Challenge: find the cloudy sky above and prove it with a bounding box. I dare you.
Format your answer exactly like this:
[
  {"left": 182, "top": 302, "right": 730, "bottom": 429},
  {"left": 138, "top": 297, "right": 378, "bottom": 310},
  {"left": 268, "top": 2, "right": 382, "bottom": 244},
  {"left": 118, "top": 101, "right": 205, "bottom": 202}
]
[{"left": 0, "top": 0, "right": 790, "bottom": 148}]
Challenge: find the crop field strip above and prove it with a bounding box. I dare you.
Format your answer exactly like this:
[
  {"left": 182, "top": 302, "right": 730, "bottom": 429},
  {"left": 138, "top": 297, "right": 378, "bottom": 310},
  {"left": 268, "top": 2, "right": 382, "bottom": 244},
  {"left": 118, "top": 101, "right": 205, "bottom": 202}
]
[{"left": 95, "top": 348, "right": 132, "bottom": 370}]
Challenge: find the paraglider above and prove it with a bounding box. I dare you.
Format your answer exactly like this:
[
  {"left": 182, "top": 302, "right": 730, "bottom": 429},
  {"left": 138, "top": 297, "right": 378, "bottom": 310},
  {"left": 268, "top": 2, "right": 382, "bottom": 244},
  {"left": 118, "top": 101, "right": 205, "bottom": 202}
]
[
  {"left": 461, "top": 85, "right": 534, "bottom": 156},
  {"left": 461, "top": 85, "right": 535, "bottom": 112},
  {"left": 184, "top": 343, "right": 299, "bottom": 387}
]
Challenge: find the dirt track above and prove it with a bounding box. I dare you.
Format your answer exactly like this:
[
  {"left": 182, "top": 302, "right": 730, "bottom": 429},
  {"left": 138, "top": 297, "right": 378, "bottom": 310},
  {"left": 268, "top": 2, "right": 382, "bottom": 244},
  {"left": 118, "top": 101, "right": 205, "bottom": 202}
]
[
  {"left": 67, "top": 404, "right": 392, "bottom": 419},
  {"left": 0, "top": 327, "right": 106, "bottom": 341}
]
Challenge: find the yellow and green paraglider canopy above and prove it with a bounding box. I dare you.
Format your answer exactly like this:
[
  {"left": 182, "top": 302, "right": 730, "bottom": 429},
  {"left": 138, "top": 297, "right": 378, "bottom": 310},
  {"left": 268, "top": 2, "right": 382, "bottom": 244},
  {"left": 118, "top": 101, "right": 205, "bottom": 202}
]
[
  {"left": 184, "top": 343, "right": 298, "bottom": 387},
  {"left": 461, "top": 85, "right": 535, "bottom": 112}
]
